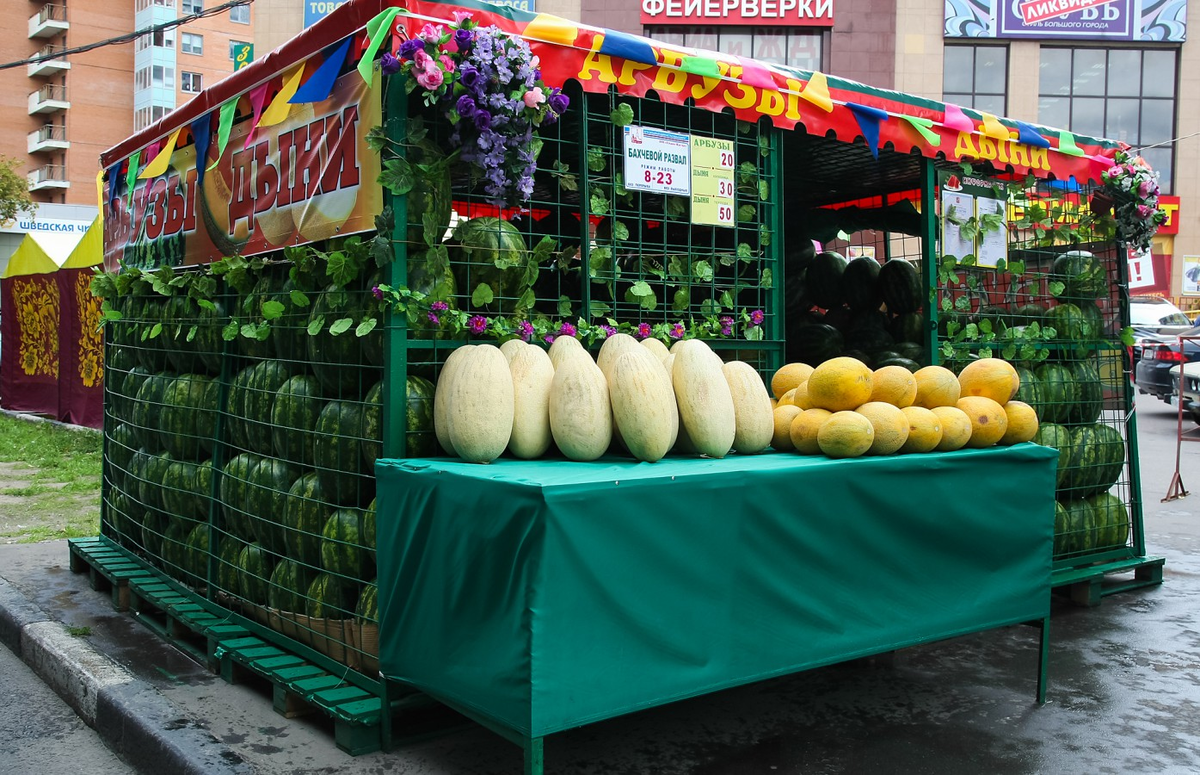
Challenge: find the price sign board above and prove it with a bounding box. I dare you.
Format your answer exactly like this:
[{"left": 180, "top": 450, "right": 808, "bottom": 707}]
[
  {"left": 690, "top": 136, "right": 736, "bottom": 228},
  {"left": 623, "top": 125, "right": 691, "bottom": 196}
]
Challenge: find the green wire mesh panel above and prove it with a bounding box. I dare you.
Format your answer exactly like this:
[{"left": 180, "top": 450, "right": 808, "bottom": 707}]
[{"left": 932, "top": 172, "right": 1138, "bottom": 566}]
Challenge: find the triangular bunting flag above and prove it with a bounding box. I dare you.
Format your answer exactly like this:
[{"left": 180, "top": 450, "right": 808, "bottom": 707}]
[
  {"left": 292, "top": 38, "right": 351, "bottom": 105},
  {"left": 138, "top": 128, "right": 181, "bottom": 179},
  {"left": 125, "top": 151, "right": 140, "bottom": 207},
  {"left": 980, "top": 112, "right": 1010, "bottom": 140},
  {"left": 524, "top": 14, "right": 579, "bottom": 46},
  {"left": 598, "top": 29, "right": 656, "bottom": 65},
  {"left": 799, "top": 72, "right": 833, "bottom": 113},
  {"left": 738, "top": 57, "right": 775, "bottom": 89},
  {"left": 901, "top": 115, "right": 941, "bottom": 147},
  {"left": 259, "top": 63, "right": 306, "bottom": 128},
  {"left": 243, "top": 82, "right": 270, "bottom": 151},
  {"left": 191, "top": 113, "right": 212, "bottom": 191},
  {"left": 107, "top": 162, "right": 121, "bottom": 208},
  {"left": 1057, "top": 130, "right": 1085, "bottom": 157},
  {"left": 1014, "top": 120, "right": 1051, "bottom": 149},
  {"left": 847, "top": 102, "right": 889, "bottom": 159},
  {"left": 356, "top": 7, "right": 402, "bottom": 87},
  {"left": 679, "top": 55, "right": 720, "bottom": 78},
  {"left": 96, "top": 170, "right": 105, "bottom": 214},
  {"left": 208, "top": 99, "right": 238, "bottom": 171},
  {"left": 941, "top": 103, "right": 974, "bottom": 133}
]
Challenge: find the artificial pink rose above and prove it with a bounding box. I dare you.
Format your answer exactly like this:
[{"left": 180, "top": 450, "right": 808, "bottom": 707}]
[
  {"left": 1137, "top": 204, "right": 1153, "bottom": 218},
  {"left": 413, "top": 49, "right": 432, "bottom": 68},
  {"left": 421, "top": 23, "right": 443, "bottom": 43},
  {"left": 439, "top": 54, "right": 456, "bottom": 73},
  {"left": 452, "top": 10, "right": 472, "bottom": 24},
  {"left": 416, "top": 67, "right": 444, "bottom": 90},
  {"left": 1138, "top": 179, "right": 1153, "bottom": 197},
  {"left": 522, "top": 86, "right": 546, "bottom": 109}
]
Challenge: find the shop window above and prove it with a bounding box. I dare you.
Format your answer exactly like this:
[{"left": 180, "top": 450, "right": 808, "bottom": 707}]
[
  {"left": 942, "top": 45, "right": 1007, "bottom": 115},
  {"left": 644, "top": 27, "right": 825, "bottom": 70},
  {"left": 1038, "top": 47, "right": 1176, "bottom": 191}
]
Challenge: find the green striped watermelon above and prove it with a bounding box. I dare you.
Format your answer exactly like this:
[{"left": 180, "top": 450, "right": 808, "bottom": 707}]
[
  {"left": 307, "top": 285, "right": 369, "bottom": 398},
  {"left": 271, "top": 375, "right": 326, "bottom": 467},
  {"left": 219, "top": 453, "right": 262, "bottom": 541},
  {"left": 268, "top": 559, "right": 314, "bottom": 613},
  {"left": 1013, "top": 365, "right": 1045, "bottom": 421},
  {"left": 282, "top": 472, "right": 333, "bottom": 567},
  {"left": 879, "top": 259, "right": 923, "bottom": 315},
  {"left": 1053, "top": 500, "right": 1071, "bottom": 558},
  {"left": 244, "top": 457, "right": 300, "bottom": 557},
  {"left": 306, "top": 573, "right": 359, "bottom": 619},
  {"left": 1067, "top": 423, "right": 1126, "bottom": 498},
  {"left": 1087, "top": 492, "right": 1130, "bottom": 550},
  {"left": 142, "top": 510, "right": 170, "bottom": 565},
  {"left": 314, "top": 400, "right": 372, "bottom": 506},
  {"left": 785, "top": 323, "right": 843, "bottom": 366},
  {"left": 1068, "top": 360, "right": 1104, "bottom": 424},
  {"left": 363, "top": 498, "right": 376, "bottom": 563},
  {"left": 106, "top": 423, "right": 139, "bottom": 491},
  {"left": 1077, "top": 300, "right": 1105, "bottom": 341},
  {"left": 359, "top": 375, "right": 438, "bottom": 468},
  {"left": 840, "top": 257, "right": 881, "bottom": 312},
  {"left": 238, "top": 273, "right": 280, "bottom": 360},
  {"left": 133, "top": 296, "right": 169, "bottom": 372},
  {"left": 805, "top": 252, "right": 847, "bottom": 311},
  {"left": 160, "top": 374, "right": 219, "bottom": 460},
  {"left": 320, "top": 508, "right": 373, "bottom": 582},
  {"left": 139, "top": 451, "right": 175, "bottom": 516},
  {"left": 1045, "top": 302, "right": 1096, "bottom": 345},
  {"left": 161, "top": 520, "right": 191, "bottom": 581},
  {"left": 106, "top": 489, "right": 143, "bottom": 548},
  {"left": 1034, "top": 363, "right": 1078, "bottom": 425},
  {"left": 1012, "top": 303, "right": 1046, "bottom": 326},
  {"left": 163, "top": 295, "right": 200, "bottom": 374},
  {"left": 241, "top": 360, "right": 293, "bottom": 456},
  {"left": 1033, "top": 423, "right": 1073, "bottom": 495},
  {"left": 216, "top": 538, "right": 245, "bottom": 597},
  {"left": 237, "top": 543, "right": 275, "bottom": 606},
  {"left": 132, "top": 372, "right": 172, "bottom": 452},
  {"left": 272, "top": 277, "right": 319, "bottom": 365},
  {"left": 161, "top": 458, "right": 213, "bottom": 524},
  {"left": 356, "top": 582, "right": 378, "bottom": 624},
  {"left": 1052, "top": 250, "right": 1109, "bottom": 300},
  {"left": 184, "top": 523, "right": 209, "bottom": 586},
  {"left": 224, "top": 365, "right": 256, "bottom": 452},
  {"left": 890, "top": 312, "right": 926, "bottom": 344},
  {"left": 453, "top": 216, "right": 531, "bottom": 312},
  {"left": 1060, "top": 497, "right": 1097, "bottom": 557}
]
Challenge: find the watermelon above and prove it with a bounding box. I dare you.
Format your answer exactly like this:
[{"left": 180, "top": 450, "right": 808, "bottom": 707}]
[
  {"left": 452, "top": 216, "right": 531, "bottom": 312},
  {"left": 142, "top": 510, "right": 171, "bottom": 564},
  {"left": 161, "top": 458, "right": 214, "bottom": 524},
  {"left": 271, "top": 375, "right": 326, "bottom": 467},
  {"left": 1034, "top": 363, "right": 1077, "bottom": 424},
  {"left": 160, "top": 374, "right": 219, "bottom": 460},
  {"left": 306, "top": 573, "right": 359, "bottom": 619},
  {"left": 106, "top": 350, "right": 141, "bottom": 423},
  {"left": 1013, "top": 365, "right": 1045, "bottom": 421},
  {"left": 406, "top": 141, "right": 454, "bottom": 246},
  {"left": 363, "top": 498, "right": 376, "bottom": 563},
  {"left": 891, "top": 341, "right": 926, "bottom": 365},
  {"left": 106, "top": 423, "right": 139, "bottom": 490},
  {"left": 244, "top": 361, "right": 293, "bottom": 455},
  {"left": 185, "top": 523, "right": 210, "bottom": 586},
  {"left": 879, "top": 259, "right": 923, "bottom": 315},
  {"left": 1067, "top": 423, "right": 1126, "bottom": 498},
  {"left": 132, "top": 372, "right": 172, "bottom": 452},
  {"left": 1045, "top": 303, "right": 1097, "bottom": 344},
  {"left": 874, "top": 355, "right": 920, "bottom": 372},
  {"left": 194, "top": 297, "right": 227, "bottom": 374},
  {"left": 268, "top": 559, "right": 314, "bottom": 612},
  {"left": 1012, "top": 303, "right": 1046, "bottom": 326},
  {"left": 320, "top": 508, "right": 373, "bottom": 582},
  {"left": 283, "top": 472, "right": 333, "bottom": 567},
  {"left": 840, "top": 257, "right": 881, "bottom": 312},
  {"left": 361, "top": 271, "right": 385, "bottom": 368},
  {"left": 224, "top": 365, "right": 256, "bottom": 452},
  {"left": 237, "top": 542, "right": 275, "bottom": 606},
  {"left": 1033, "top": 423, "right": 1073, "bottom": 494},
  {"left": 237, "top": 273, "right": 280, "bottom": 360},
  {"left": 219, "top": 453, "right": 262, "bottom": 541},
  {"left": 271, "top": 278, "right": 318, "bottom": 364},
  {"left": 243, "top": 457, "right": 300, "bottom": 556},
  {"left": 216, "top": 537, "right": 245, "bottom": 597},
  {"left": 1053, "top": 500, "right": 1071, "bottom": 558},
  {"left": 1068, "top": 360, "right": 1104, "bottom": 424},
  {"left": 163, "top": 295, "right": 201, "bottom": 374},
  {"left": 139, "top": 451, "right": 175, "bottom": 516},
  {"left": 356, "top": 582, "right": 378, "bottom": 623},
  {"left": 307, "top": 285, "right": 370, "bottom": 398},
  {"left": 106, "top": 489, "right": 142, "bottom": 547},
  {"left": 784, "top": 245, "right": 816, "bottom": 317},
  {"left": 161, "top": 520, "right": 191, "bottom": 581},
  {"left": 359, "top": 375, "right": 438, "bottom": 468},
  {"left": 1087, "top": 492, "right": 1130, "bottom": 550},
  {"left": 1061, "top": 497, "right": 1098, "bottom": 556},
  {"left": 785, "top": 323, "right": 844, "bottom": 366},
  {"left": 890, "top": 313, "right": 926, "bottom": 344},
  {"left": 975, "top": 305, "right": 1011, "bottom": 333},
  {"left": 133, "top": 296, "right": 169, "bottom": 372},
  {"left": 806, "top": 252, "right": 847, "bottom": 310},
  {"left": 1052, "top": 250, "right": 1109, "bottom": 300},
  {"left": 314, "top": 400, "right": 373, "bottom": 506}
]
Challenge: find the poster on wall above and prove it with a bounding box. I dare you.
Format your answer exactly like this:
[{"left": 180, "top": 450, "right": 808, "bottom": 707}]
[
  {"left": 1183, "top": 256, "right": 1200, "bottom": 296},
  {"left": 944, "top": 0, "right": 1187, "bottom": 41}
]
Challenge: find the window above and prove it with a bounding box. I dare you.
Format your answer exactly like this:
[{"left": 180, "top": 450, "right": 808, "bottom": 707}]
[
  {"left": 135, "top": 28, "right": 173, "bottom": 51},
  {"left": 230, "top": 40, "right": 251, "bottom": 60},
  {"left": 135, "top": 66, "right": 150, "bottom": 90},
  {"left": 181, "top": 71, "right": 202, "bottom": 93},
  {"left": 943, "top": 45, "right": 1007, "bottom": 115},
  {"left": 151, "top": 65, "right": 174, "bottom": 89},
  {"left": 1039, "top": 48, "right": 1176, "bottom": 191},
  {"left": 643, "top": 27, "right": 824, "bottom": 70},
  {"left": 182, "top": 0, "right": 203, "bottom": 12},
  {"left": 181, "top": 32, "right": 203, "bottom": 55},
  {"left": 230, "top": 3, "right": 250, "bottom": 23}
]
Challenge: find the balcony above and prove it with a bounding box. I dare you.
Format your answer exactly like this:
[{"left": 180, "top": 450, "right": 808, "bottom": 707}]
[
  {"left": 28, "top": 5, "right": 68, "bottom": 39},
  {"left": 28, "top": 84, "right": 69, "bottom": 114},
  {"left": 28, "top": 124, "right": 68, "bottom": 154},
  {"left": 28, "top": 165, "right": 70, "bottom": 192},
  {"left": 27, "top": 43, "right": 71, "bottom": 77}
]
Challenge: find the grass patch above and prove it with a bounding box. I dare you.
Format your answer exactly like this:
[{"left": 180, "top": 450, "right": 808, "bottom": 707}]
[
  {"left": 66, "top": 625, "right": 93, "bottom": 638},
  {"left": 0, "top": 416, "right": 102, "bottom": 543}
]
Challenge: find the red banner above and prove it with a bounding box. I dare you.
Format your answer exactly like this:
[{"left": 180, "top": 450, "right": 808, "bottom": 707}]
[
  {"left": 0, "top": 275, "right": 61, "bottom": 417},
  {"left": 1128, "top": 248, "right": 1171, "bottom": 297},
  {"left": 55, "top": 268, "right": 105, "bottom": 428},
  {"left": 1158, "top": 194, "right": 1180, "bottom": 235}
]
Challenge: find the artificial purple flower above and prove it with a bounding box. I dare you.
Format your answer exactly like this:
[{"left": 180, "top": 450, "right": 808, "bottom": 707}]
[
  {"left": 558, "top": 321, "right": 577, "bottom": 338},
  {"left": 600, "top": 325, "right": 617, "bottom": 339},
  {"left": 397, "top": 38, "right": 425, "bottom": 60},
  {"left": 719, "top": 316, "right": 734, "bottom": 336},
  {"left": 635, "top": 323, "right": 652, "bottom": 340},
  {"left": 468, "top": 315, "right": 488, "bottom": 335},
  {"left": 380, "top": 53, "right": 401, "bottom": 76},
  {"left": 454, "top": 27, "right": 474, "bottom": 52},
  {"left": 749, "top": 309, "right": 765, "bottom": 326},
  {"left": 473, "top": 110, "right": 492, "bottom": 131},
  {"left": 544, "top": 334, "right": 556, "bottom": 345},
  {"left": 518, "top": 320, "right": 535, "bottom": 341},
  {"left": 371, "top": 285, "right": 384, "bottom": 300},
  {"left": 548, "top": 90, "right": 569, "bottom": 116},
  {"left": 427, "top": 312, "right": 440, "bottom": 325},
  {"left": 669, "top": 322, "right": 685, "bottom": 340},
  {"left": 431, "top": 301, "right": 449, "bottom": 312},
  {"left": 458, "top": 64, "right": 481, "bottom": 90},
  {"left": 456, "top": 94, "right": 476, "bottom": 118}
]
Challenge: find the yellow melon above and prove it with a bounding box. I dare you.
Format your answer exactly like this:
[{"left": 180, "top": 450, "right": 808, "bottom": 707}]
[
  {"left": 870, "top": 365, "right": 918, "bottom": 407},
  {"left": 930, "top": 406, "right": 972, "bottom": 451},
  {"left": 999, "top": 400, "right": 1040, "bottom": 445},
  {"left": 770, "top": 397, "right": 778, "bottom": 410},
  {"left": 807, "top": 357, "right": 873, "bottom": 412},
  {"left": 956, "top": 396, "right": 1008, "bottom": 448},
  {"left": 791, "top": 381, "right": 813, "bottom": 410},
  {"left": 817, "top": 411, "right": 875, "bottom": 459},
  {"left": 771, "top": 362, "right": 814, "bottom": 399},
  {"left": 958, "top": 358, "right": 1021, "bottom": 404},
  {"left": 780, "top": 387, "right": 798, "bottom": 406},
  {"left": 771, "top": 405, "right": 803, "bottom": 451},
  {"left": 913, "top": 365, "right": 961, "bottom": 408},
  {"left": 854, "top": 401, "right": 909, "bottom": 455},
  {"left": 898, "top": 405, "right": 943, "bottom": 453},
  {"left": 789, "top": 408, "right": 833, "bottom": 455}
]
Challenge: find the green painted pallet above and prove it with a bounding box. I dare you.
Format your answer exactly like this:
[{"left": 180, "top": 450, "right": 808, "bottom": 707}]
[{"left": 1051, "top": 555, "right": 1166, "bottom": 607}]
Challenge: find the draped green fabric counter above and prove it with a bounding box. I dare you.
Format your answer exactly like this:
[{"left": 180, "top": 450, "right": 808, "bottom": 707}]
[{"left": 376, "top": 443, "right": 1058, "bottom": 740}]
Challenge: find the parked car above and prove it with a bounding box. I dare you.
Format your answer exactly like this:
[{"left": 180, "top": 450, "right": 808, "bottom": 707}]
[
  {"left": 1135, "top": 323, "right": 1200, "bottom": 404},
  {"left": 1171, "top": 362, "right": 1200, "bottom": 424}
]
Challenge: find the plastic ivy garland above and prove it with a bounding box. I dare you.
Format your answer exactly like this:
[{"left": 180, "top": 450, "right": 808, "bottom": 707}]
[
  {"left": 1095, "top": 150, "right": 1167, "bottom": 253},
  {"left": 386, "top": 12, "right": 569, "bottom": 206}
]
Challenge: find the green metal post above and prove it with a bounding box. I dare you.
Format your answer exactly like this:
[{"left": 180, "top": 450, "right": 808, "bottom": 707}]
[
  {"left": 382, "top": 75, "right": 410, "bottom": 462},
  {"left": 1115, "top": 241, "right": 1146, "bottom": 556},
  {"left": 919, "top": 158, "right": 940, "bottom": 364},
  {"left": 766, "top": 123, "right": 785, "bottom": 375}
]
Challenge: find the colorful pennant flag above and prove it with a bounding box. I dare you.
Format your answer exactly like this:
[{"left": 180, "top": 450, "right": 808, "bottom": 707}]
[
  {"left": 96, "top": 170, "right": 105, "bottom": 214},
  {"left": 737, "top": 57, "right": 775, "bottom": 89},
  {"left": 980, "top": 112, "right": 1010, "bottom": 141},
  {"left": 259, "top": 63, "right": 306, "bottom": 128},
  {"left": 107, "top": 162, "right": 121, "bottom": 208},
  {"left": 679, "top": 55, "right": 720, "bottom": 78},
  {"left": 598, "top": 29, "right": 656, "bottom": 66},
  {"left": 208, "top": 99, "right": 238, "bottom": 172},
  {"left": 356, "top": 7, "right": 402, "bottom": 87},
  {"left": 799, "top": 72, "right": 833, "bottom": 113},
  {"left": 523, "top": 14, "right": 579, "bottom": 46},
  {"left": 901, "top": 115, "right": 941, "bottom": 147},
  {"left": 847, "top": 102, "right": 889, "bottom": 159},
  {"left": 125, "top": 151, "right": 140, "bottom": 206},
  {"left": 138, "top": 128, "right": 181, "bottom": 179},
  {"left": 190, "top": 113, "right": 212, "bottom": 191},
  {"left": 1057, "top": 131, "right": 1085, "bottom": 157},
  {"left": 941, "top": 103, "right": 974, "bottom": 133},
  {"left": 243, "top": 82, "right": 270, "bottom": 150},
  {"left": 292, "top": 37, "right": 351, "bottom": 104},
  {"left": 1014, "top": 120, "right": 1051, "bottom": 149}
]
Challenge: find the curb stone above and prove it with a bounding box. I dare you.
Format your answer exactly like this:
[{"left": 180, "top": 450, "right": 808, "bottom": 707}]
[{"left": 0, "top": 576, "right": 252, "bottom": 774}]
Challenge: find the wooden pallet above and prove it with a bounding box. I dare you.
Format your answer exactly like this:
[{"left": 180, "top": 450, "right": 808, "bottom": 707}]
[
  {"left": 68, "top": 536, "right": 155, "bottom": 611},
  {"left": 1052, "top": 555, "right": 1166, "bottom": 607}
]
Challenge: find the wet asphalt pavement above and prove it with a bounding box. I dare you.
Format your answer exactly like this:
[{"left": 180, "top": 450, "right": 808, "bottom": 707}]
[{"left": 1, "top": 392, "right": 1198, "bottom": 774}]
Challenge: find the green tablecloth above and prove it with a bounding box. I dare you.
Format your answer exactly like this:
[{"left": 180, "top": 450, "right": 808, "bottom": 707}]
[{"left": 376, "top": 443, "right": 1057, "bottom": 739}]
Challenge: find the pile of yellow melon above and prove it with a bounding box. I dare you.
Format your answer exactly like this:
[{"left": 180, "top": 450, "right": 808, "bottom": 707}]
[
  {"left": 433, "top": 335, "right": 776, "bottom": 464},
  {"left": 770, "top": 356, "right": 1039, "bottom": 459}
]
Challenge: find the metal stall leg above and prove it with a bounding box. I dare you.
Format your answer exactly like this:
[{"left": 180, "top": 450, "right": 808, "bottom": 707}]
[
  {"left": 524, "top": 736, "right": 544, "bottom": 775},
  {"left": 1037, "top": 616, "right": 1050, "bottom": 705}
]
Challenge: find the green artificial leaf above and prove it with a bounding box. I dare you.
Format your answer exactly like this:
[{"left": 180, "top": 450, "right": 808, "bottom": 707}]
[
  {"left": 946, "top": 320, "right": 961, "bottom": 337},
  {"left": 290, "top": 289, "right": 310, "bottom": 308},
  {"left": 700, "top": 298, "right": 721, "bottom": 316},
  {"left": 940, "top": 297, "right": 953, "bottom": 311},
  {"left": 954, "top": 295, "right": 971, "bottom": 311},
  {"left": 1008, "top": 259, "right": 1026, "bottom": 276},
  {"left": 613, "top": 221, "right": 630, "bottom": 241},
  {"left": 672, "top": 287, "right": 690, "bottom": 312},
  {"left": 758, "top": 134, "right": 770, "bottom": 157},
  {"left": 1049, "top": 280, "right": 1066, "bottom": 297},
  {"left": 1120, "top": 326, "right": 1136, "bottom": 347},
  {"left": 737, "top": 162, "right": 756, "bottom": 185},
  {"left": 611, "top": 103, "right": 635, "bottom": 128},
  {"left": 760, "top": 268, "right": 773, "bottom": 290},
  {"left": 261, "top": 300, "right": 286, "bottom": 321},
  {"left": 515, "top": 288, "right": 537, "bottom": 313},
  {"left": 148, "top": 323, "right": 163, "bottom": 339},
  {"left": 979, "top": 347, "right": 993, "bottom": 359},
  {"left": 758, "top": 180, "right": 770, "bottom": 201},
  {"left": 737, "top": 204, "right": 756, "bottom": 222},
  {"left": 629, "top": 280, "right": 654, "bottom": 297},
  {"left": 306, "top": 315, "right": 326, "bottom": 336},
  {"left": 355, "top": 317, "right": 378, "bottom": 337},
  {"left": 186, "top": 325, "right": 198, "bottom": 343},
  {"left": 744, "top": 326, "right": 764, "bottom": 341},
  {"left": 589, "top": 300, "right": 611, "bottom": 318},
  {"left": 196, "top": 298, "right": 217, "bottom": 312},
  {"left": 422, "top": 212, "right": 442, "bottom": 247},
  {"left": 557, "top": 296, "right": 573, "bottom": 317},
  {"left": 692, "top": 261, "right": 713, "bottom": 282},
  {"left": 737, "top": 243, "right": 753, "bottom": 260},
  {"left": 941, "top": 342, "right": 955, "bottom": 360},
  {"left": 719, "top": 290, "right": 734, "bottom": 309},
  {"left": 964, "top": 323, "right": 979, "bottom": 339},
  {"left": 378, "top": 157, "right": 414, "bottom": 195},
  {"left": 240, "top": 323, "right": 259, "bottom": 340},
  {"left": 551, "top": 160, "right": 578, "bottom": 192},
  {"left": 665, "top": 196, "right": 687, "bottom": 219},
  {"left": 365, "top": 125, "right": 388, "bottom": 153},
  {"left": 666, "top": 255, "right": 688, "bottom": 280},
  {"left": 759, "top": 225, "right": 772, "bottom": 247},
  {"left": 222, "top": 321, "right": 239, "bottom": 341},
  {"left": 1002, "top": 344, "right": 1017, "bottom": 360},
  {"left": 588, "top": 246, "right": 612, "bottom": 279},
  {"left": 587, "top": 146, "right": 606, "bottom": 172},
  {"left": 994, "top": 258, "right": 1007, "bottom": 273},
  {"left": 472, "top": 283, "right": 494, "bottom": 307},
  {"left": 329, "top": 317, "right": 354, "bottom": 336},
  {"left": 979, "top": 319, "right": 993, "bottom": 335},
  {"left": 590, "top": 190, "right": 610, "bottom": 217},
  {"left": 255, "top": 323, "right": 271, "bottom": 341}
]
